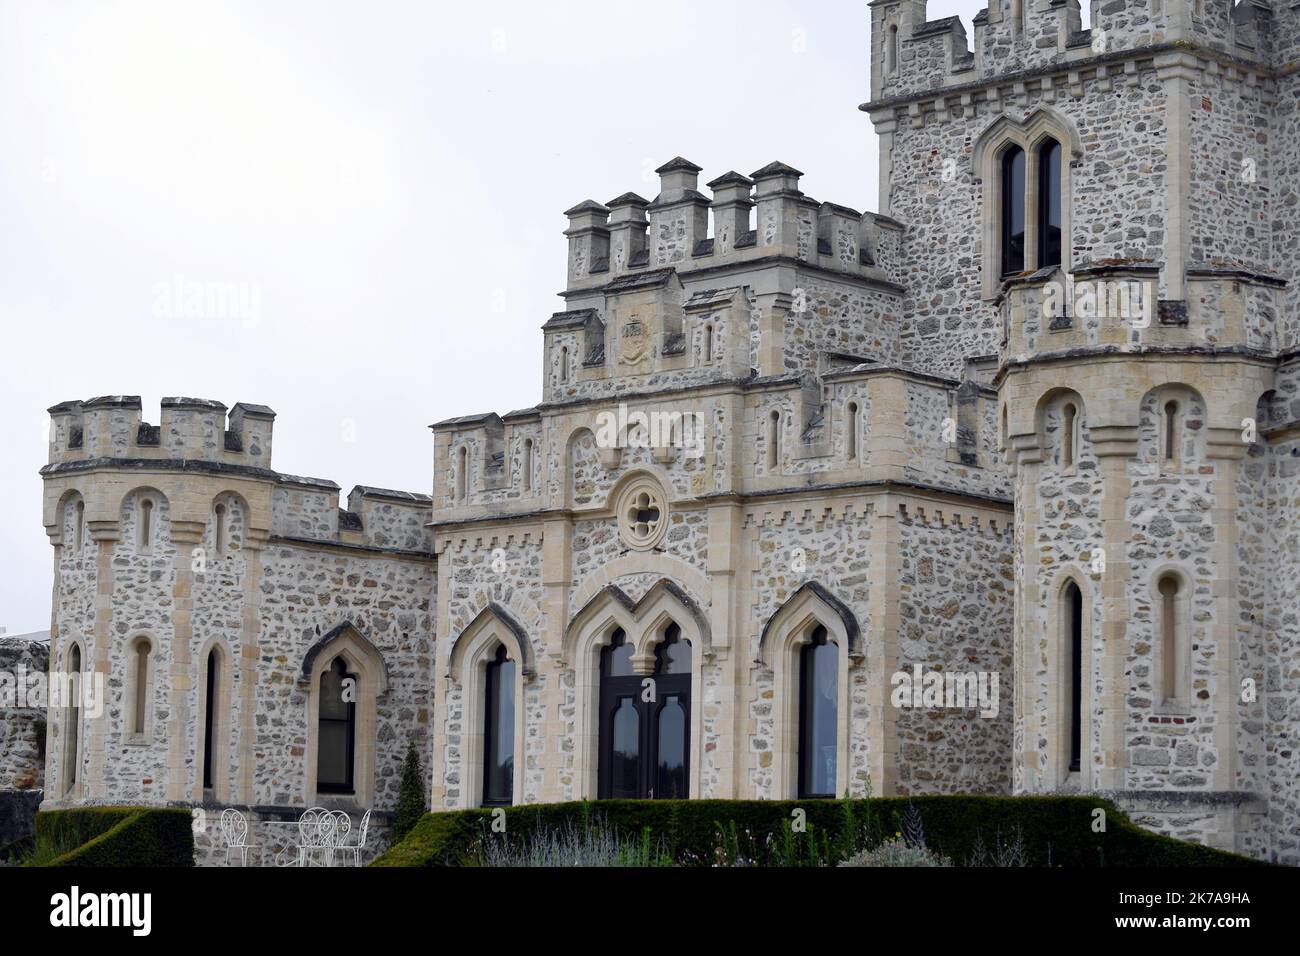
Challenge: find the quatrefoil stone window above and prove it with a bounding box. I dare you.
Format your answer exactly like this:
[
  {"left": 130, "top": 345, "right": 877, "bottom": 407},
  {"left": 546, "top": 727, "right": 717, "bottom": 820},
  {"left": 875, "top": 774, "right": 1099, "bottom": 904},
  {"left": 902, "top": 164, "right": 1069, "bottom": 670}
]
[{"left": 617, "top": 478, "right": 668, "bottom": 551}]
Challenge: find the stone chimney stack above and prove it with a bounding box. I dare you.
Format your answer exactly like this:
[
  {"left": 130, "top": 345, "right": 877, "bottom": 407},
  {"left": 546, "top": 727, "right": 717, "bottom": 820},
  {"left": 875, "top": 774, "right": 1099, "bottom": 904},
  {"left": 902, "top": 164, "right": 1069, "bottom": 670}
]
[
  {"left": 648, "top": 157, "right": 710, "bottom": 266},
  {"left": 707, "top": 171, "right": 755, "bottom": 255}
]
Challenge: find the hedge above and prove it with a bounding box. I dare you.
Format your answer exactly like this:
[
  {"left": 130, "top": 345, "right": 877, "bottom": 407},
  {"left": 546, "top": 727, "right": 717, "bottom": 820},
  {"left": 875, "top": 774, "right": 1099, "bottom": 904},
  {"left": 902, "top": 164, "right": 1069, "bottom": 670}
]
[
  {"left": 33, "top": 807, "right": 194, "bottom": 867},
  {"left": 372, "top": 797, "right": 1265, "bottom": 868}
]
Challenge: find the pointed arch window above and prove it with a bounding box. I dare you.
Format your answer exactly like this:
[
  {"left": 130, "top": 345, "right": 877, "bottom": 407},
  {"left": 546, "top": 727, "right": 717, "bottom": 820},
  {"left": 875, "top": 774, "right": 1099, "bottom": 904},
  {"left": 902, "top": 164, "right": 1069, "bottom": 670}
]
[
  {"left": 1038, "top": 138, "right": 1063, "bottom": 268},
  {"left": 1063, "top": 581, "right": 1083, "bottom": 773},
  {"left": 63, "top": 644, "right": 82, "bottom": 794},
  {"left": 202, "top": 648, "right": 220, "bottom": 791},
  {"left": 598, "top": 624, "right": 691, "bottom": 800},
  {"left": 317, "top": 657, "right": 356, "bottom": 794},
  {"left": 1001, "top": 146, "right": 1026, "bottom": 276},
  {"left": 798, "top": 625, "right": 838, "bottom": 799},
  {"left": 483, "top": 646, "right": 517, "bottom": 807}
]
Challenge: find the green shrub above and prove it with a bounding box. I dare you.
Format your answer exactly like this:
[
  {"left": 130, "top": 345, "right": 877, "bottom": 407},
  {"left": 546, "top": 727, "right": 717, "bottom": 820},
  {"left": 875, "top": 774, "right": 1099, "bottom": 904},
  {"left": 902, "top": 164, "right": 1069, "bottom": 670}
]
[
  {"left": 392, "top": 744, "right": 426, "bottom": 845},
  {"left": 372, "top": 796, "right": 1265, "bottom": 868},
  {"left": 31, "top": 807, "right": 193, "bottom": 867}
]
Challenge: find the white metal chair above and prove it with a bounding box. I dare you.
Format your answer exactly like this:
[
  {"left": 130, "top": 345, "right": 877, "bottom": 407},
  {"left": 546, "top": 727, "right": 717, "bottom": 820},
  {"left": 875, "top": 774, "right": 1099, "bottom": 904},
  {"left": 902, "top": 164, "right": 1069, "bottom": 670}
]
[
  {"left": 220, "top": 808, "right": 254, "bottom": 866},
  {"left": 274, "top": 807, "right": 330, "bottom": 867},
  {"left": 336, "top": 809, "right": 372, "bottom": 866}
]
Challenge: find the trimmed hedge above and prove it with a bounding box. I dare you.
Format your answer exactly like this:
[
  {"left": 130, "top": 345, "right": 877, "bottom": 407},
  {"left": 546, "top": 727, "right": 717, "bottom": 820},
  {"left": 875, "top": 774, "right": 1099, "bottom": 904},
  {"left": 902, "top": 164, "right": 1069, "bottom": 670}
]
[
  {"left": 33, "top": 807, "right": 194, "bottom": 867},
  {"left": 372, "top": 797, "right": 1265, "bottom": 868}
]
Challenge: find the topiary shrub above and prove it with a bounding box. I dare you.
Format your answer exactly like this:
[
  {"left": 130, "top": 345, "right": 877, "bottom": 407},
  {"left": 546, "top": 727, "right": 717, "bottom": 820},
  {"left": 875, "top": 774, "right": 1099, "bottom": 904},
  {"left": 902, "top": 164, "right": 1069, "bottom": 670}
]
[
  {"left": 31, "top": 807, "right": 193, "bottom": 867},
  {"left": 372, "top": 796, "right": 1267, "bottom": 868},
  {"left": 392, "top": 743, "right": 427, "bottom": 845}
]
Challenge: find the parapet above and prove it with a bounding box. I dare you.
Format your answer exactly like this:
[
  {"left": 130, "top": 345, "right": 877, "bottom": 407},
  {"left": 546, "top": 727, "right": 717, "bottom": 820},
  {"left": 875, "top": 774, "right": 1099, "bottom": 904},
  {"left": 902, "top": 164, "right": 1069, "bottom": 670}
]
[
  {"left": 562, "top": 157, "right": 895, "bottom": 293},
  {"left": 866, "top": 0, "right": 1287, "bottom": 107},
  {"left": 46, "top": 396, "right": 275, "bottom": 470}
]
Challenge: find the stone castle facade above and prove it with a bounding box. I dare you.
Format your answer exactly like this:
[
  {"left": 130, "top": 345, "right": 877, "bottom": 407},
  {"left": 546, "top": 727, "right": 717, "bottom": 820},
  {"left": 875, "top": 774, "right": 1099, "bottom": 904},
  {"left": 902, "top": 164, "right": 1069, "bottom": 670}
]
[{"left": 28, "top": 2, "right": 1300, "bottom": 863}]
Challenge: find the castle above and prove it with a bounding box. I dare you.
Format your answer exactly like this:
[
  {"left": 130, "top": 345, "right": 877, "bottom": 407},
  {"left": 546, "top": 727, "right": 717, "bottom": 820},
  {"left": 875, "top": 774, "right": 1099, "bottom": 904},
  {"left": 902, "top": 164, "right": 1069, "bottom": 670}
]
[{"left": 27, "top": 1, "right": 1300, "bottom": 864}]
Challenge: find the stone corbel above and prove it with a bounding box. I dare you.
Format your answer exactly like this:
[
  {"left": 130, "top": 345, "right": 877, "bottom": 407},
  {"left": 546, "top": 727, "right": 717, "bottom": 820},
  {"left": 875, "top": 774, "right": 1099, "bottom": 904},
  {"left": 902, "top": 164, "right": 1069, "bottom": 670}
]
[{"left": 598, "top": 445, "right": 622, "bottom": 470}]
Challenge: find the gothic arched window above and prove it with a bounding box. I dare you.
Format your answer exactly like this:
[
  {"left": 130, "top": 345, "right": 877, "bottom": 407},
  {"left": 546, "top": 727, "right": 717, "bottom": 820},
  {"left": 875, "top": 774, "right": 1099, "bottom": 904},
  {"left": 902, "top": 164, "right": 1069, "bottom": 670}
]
[
  {"left": 1001, "top": 146, "right": 1026, "bottom": 276},
  {"left": 317, "top": 657, "right": 356, "bottom": 794},
  {"left": 798, "top": 625, "right": 838, "bottom": 799},
  {"left": 483, "top": 645, "right": 517, "bottom": 807},
  {"left": 1038, "top": 138, "right": 1063, "bottom": 268},
  {"left": 128, "top": 636, "right": 152, "bottom": 738},
  {"left": 1157, "top": 573, "right": 1187, "bottom": 707},
  {"left": 598, "top": 625, "right": 691, "bottom": 800},
  {"left": 202, "top": 648, "right": 220, "bottom": 791},
  {"left": 1063, "top": 581, "right": 1083, "bottom": 773},
  {"left": 64, "top": 643, "right": 82, "bottom": 794}
]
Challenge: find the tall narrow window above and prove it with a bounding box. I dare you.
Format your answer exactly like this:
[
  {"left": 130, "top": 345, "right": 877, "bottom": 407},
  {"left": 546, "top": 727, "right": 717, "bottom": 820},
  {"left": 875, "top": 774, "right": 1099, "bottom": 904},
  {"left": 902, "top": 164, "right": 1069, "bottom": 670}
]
[
  {"left": 846, "top": 402, "right": 859, "bottom": 462},
  {"left": 202, "top": 649, "right": 219, "bottom": 791},
  {"left": 1037, "top": 138, "right": 1063, "bottom": 268},
  {"left": 1158, "top": 575, "right": 1181, "bottom": 704},
  {"left": 767, "top": 411, "right": 781, "bottom": 470},
  {"left": 886, "top": 25, "right": 898, "bottom": 74},
  {"left": 317, "top": 657, "right": 356, "bottom": 794},
  {"left": 214, "top": 503, "right": 227, "bottom": 556},
  {"left": 138, "top": 498, "right": 154, "bottom": 552},
  {"left": 483, "top": 645, "right": 516, "bottom": 807},
  {"left": 1065, "top": 582, "right": 1083, "bottom": 773},
  {"left": 1001, "top": 147, "right": 1026, "bottom": 276},
  {"left": 703, "top": 323, "right": 713, "bottom": 363},
  {"left": 522, "top": 440, "right": 534, "bottom": 492},
  {"left": 1062, "top": 403, "right": 1077, "bottom": 469},
  {"left": 559, "top": 346, "right": 569, "bottom": 383},
  {"left": 74, "top": 501, "right": 84, "bottom": 552},
  {"left": 798, "top": 625, "right": 838, "bottom": 799},
  {"left": 1163, "top": 401, "right": 1179, "bottom": 463},
  {"left": 456, "top": 447, "right": 468, "bottom": 501},
  {"left": 64, "top": 644, "right": 82, "bottom": 794},
  {"left": 131, "top": 639, "right": 150, "bottom": 736}
]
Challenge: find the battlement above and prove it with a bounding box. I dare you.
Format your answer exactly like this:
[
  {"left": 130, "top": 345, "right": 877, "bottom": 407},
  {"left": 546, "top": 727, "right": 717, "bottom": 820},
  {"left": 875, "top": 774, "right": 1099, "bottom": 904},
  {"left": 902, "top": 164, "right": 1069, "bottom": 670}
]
[
  {"left": 866, "top": 0, "right": 1289, "bottom": 106},
  {"left": 563, "top": 157, "right": 896, "bottom": 293},
  {"left": 46, "top": 396, "right": 275, "bottom": 470}
]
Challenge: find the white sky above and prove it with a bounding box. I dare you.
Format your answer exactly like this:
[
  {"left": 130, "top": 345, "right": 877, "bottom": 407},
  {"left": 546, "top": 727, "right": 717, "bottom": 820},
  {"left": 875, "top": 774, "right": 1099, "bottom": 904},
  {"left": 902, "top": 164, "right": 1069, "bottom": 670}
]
[{"left": 0, "top": 0, "right": 1019, "bottom": 632}]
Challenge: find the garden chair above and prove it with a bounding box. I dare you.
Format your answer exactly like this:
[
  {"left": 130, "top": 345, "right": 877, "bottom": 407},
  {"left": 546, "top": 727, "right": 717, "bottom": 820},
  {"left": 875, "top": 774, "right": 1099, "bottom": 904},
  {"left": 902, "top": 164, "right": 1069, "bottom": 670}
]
[
  {"left": 220, "top": 808, "right": 255, "bottom": 866},
  {"left": 336, "top": 809, "right": 372, "bottom": 866}
]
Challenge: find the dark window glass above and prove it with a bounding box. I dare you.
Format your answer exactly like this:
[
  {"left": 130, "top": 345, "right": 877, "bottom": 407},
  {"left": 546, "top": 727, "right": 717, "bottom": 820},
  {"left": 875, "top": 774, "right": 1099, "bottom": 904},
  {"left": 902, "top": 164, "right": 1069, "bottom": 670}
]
[
  {"left": 655, "top": 623, "right": 692, "bottom": 675},
  {"left": 598, "top": 625, "right": 691, "bottom": 799},
  {"left": 656, "top": 694, "right": 687, "bottom": 799},
  {"left": 799, "top": 626, "right": 838, "bottom": 798},
  {"left": 65, "top": 646, "right": 81, "bottom": 792},
  {"left": 1066, "top": 582, "right": 1083, "bottom": 773},
  {"left": 609, "top": 697, "right": 641, "bottom": 798},
  {"left": 483, "top": 646, "right": 516, "bottom": 806},
  {"left": 603, "top": 630, "right": 634, "bottom": 677},
  {"left": 1038, "top": 139, "right": 1062, "bottom": 267},
  {"left": 317, "top": 657, "right": 356, "bottom": 793},
  {"left": 1002, "top": 147, "right": 1026, "bottom": 276},
  {"left": 202, "top": 650, "right": 217, "bottom": 790}
]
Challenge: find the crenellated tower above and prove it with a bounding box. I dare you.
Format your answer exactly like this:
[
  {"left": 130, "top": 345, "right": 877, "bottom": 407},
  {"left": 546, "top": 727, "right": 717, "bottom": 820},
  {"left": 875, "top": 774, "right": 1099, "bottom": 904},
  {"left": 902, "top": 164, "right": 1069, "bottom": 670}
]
[{"left": 866, "top": 0, "right": 1298, "bottom": 859}]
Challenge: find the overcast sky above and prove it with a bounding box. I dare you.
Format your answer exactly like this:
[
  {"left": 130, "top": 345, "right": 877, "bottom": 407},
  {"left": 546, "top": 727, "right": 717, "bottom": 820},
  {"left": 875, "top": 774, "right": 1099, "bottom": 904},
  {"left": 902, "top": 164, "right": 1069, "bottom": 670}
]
[{"left": 0, "top": 0, "right": 1032, "bottom": 633}]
